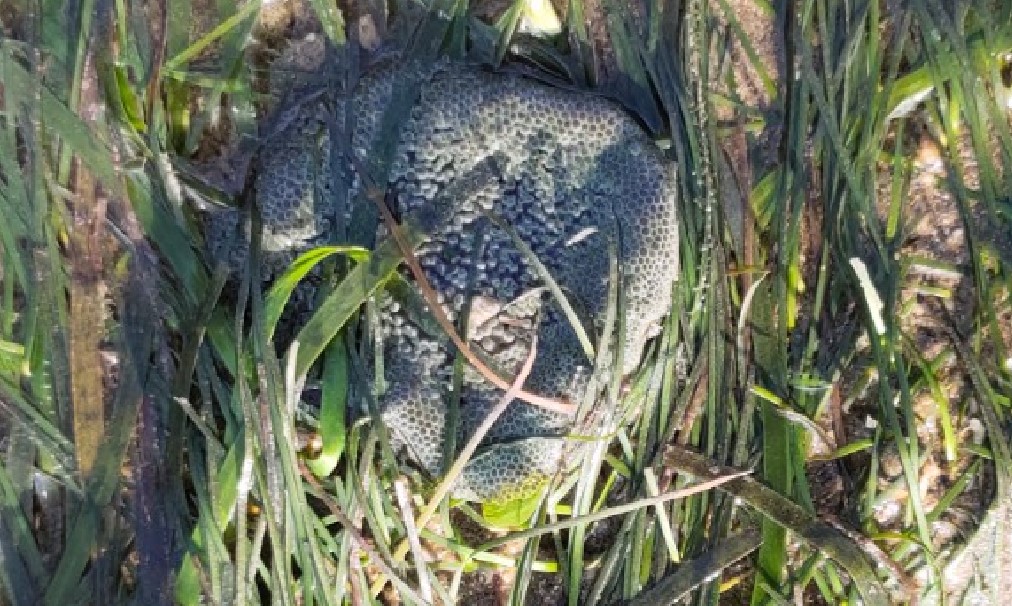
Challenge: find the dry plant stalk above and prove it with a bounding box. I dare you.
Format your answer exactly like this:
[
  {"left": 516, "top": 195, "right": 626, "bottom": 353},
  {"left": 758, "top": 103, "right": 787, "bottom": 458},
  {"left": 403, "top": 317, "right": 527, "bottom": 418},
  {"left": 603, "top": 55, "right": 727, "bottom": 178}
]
[{"left": 351, "top": 153, "right": 576, "bottom": 417}]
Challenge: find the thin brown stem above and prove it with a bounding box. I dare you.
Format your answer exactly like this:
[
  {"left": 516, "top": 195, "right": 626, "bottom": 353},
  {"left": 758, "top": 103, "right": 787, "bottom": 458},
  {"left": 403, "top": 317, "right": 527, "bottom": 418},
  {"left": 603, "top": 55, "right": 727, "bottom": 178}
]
[{"left": 350, "top": 153, "right": 576, "bottom": 417}]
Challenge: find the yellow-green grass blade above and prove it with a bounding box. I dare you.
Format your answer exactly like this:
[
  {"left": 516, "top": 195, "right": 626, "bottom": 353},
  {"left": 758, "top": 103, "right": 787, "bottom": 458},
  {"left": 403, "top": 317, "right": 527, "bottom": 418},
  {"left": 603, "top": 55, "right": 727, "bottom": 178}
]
[
  {"left": 305, "top": 341, "right": 349, "bottom": 477},
  {"left": 263, "top": 245, "right": 369, "bottom": 341}
]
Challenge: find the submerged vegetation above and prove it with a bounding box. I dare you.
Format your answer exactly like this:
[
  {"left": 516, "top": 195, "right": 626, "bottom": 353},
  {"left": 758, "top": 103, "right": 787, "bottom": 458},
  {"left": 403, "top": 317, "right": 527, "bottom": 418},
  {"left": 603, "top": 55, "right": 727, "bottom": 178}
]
[{"left": 0, "top": 0, "right": 1010, "bottom": 604}]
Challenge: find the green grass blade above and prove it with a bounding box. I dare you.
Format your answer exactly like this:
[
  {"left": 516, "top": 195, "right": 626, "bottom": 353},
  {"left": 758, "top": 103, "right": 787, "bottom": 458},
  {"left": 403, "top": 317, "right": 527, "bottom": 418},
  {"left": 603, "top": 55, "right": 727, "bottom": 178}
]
[
  {"left": 263, "top": 245, "right": 369, "bottom": 340},
  {"left": 626, "top": 529, "right": 762, "bottom": 606},
  {"left": 293, "top": 225, "right": 420, "bottom": 377},
  {"left": 306, "top": 341, "right": 349, "bottom": 477},
  {"left": 664, "top": 446, "right": 893, "bottom": 606}
]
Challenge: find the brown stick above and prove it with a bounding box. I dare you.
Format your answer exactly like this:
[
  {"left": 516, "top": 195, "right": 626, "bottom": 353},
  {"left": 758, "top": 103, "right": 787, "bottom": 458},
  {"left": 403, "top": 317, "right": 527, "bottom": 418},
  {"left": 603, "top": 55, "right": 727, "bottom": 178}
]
[{"left": 350, "top": 154, "right": 576, "bottom": 417}]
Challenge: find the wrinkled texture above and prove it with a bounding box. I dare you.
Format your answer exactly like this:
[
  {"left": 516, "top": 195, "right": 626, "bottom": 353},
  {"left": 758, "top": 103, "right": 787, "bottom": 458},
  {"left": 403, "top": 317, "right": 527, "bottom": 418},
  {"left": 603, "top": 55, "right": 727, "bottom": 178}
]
[{"left": 214, "top": 60, "right": 680, "bottom": 501}]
